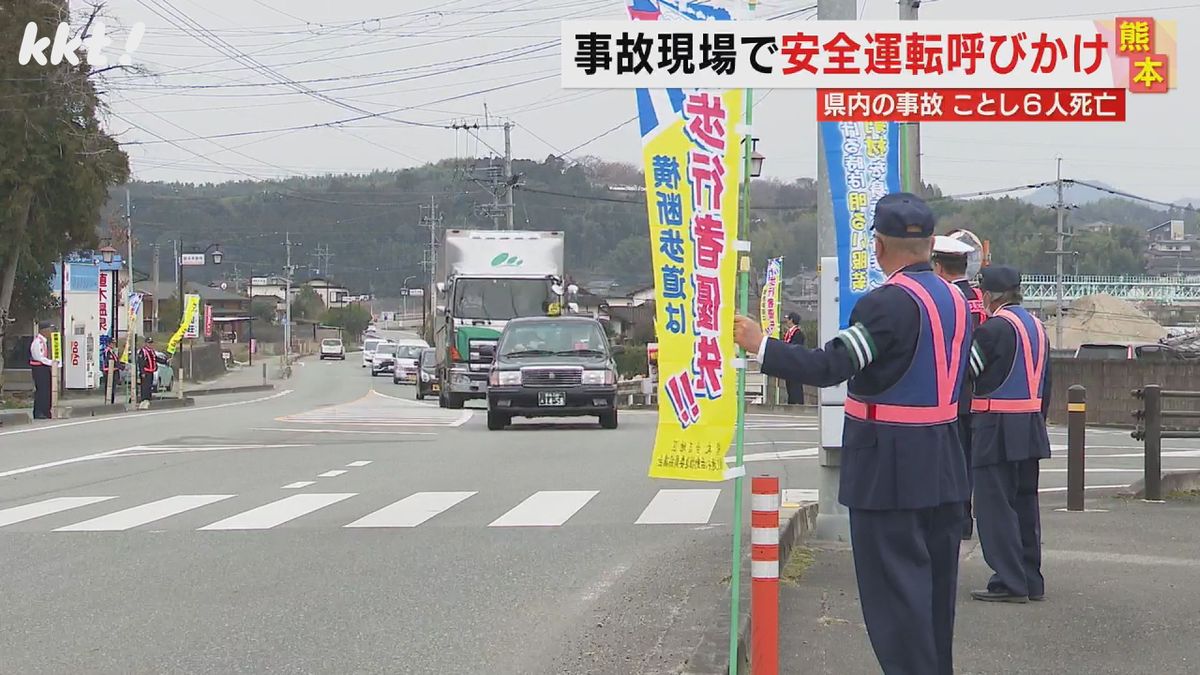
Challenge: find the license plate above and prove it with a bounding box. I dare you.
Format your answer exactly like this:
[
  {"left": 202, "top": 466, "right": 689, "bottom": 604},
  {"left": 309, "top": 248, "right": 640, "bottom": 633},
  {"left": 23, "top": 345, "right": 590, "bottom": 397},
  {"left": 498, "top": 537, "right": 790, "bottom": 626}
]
[
  {"left": 431, "top": 383, "right": 440, "bottom": 392},
  {"left": 539, "top": 391, "right": 566, "bottom": 407}
]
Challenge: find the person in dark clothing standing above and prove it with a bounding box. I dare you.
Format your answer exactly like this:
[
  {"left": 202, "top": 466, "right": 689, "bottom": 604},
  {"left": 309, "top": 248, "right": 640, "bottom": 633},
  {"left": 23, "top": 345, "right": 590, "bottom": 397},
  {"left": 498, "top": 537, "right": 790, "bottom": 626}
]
[
  {"left": 29, "top": 321, "right": 57, "bottom": 419},
  {"left": 968, "top": 265, "right": 1052, "bottom": 604},
  {"left": 782, "top": 312, "right": 806, "bottom": 404},
  {"left": 932, "top": 234, "right": 987, "bottom": 540},
  {"left": 137, "top": 337, "right": 158, "bottom": 404},
  {"left": 734, "top": 193, "right": 971, "bottom": 675}
]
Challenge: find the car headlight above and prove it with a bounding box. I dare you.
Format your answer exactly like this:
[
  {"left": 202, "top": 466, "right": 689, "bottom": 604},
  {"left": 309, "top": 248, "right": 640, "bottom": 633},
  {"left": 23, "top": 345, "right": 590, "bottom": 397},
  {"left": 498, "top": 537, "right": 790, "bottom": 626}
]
[
  {"left": 420, "top": 371, "right": 431, "bottom": 382},
  {"left": 452, "top": 372, "right": 471, "bottom": 385},
  {"left": 581, "top": 369, "right": 616, "bottom": 385},
  {"left": 489, "top": 370, "right": 521, "bottom": 386}
]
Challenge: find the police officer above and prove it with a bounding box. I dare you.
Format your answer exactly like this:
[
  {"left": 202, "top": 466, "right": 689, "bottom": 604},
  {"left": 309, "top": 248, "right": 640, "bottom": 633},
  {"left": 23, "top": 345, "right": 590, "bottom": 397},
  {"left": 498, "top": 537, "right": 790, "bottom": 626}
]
[
  {"left": 137, "top": 337, "right": 158, "bottom": 404},
  {"left": 932, "top": 234, "right": 987, "bottom": 540},
  {"left": 734, "top": 192, "right": 971, "bottom": 675},
  {"left": 968, "top": 265, "right": 1051, "bottom": 603},
  {"left": 29, "top": 321, "right": 57, "bottom": 419},
  {"left": 782, "top": 312, "right": 806, "bottom": 404}
]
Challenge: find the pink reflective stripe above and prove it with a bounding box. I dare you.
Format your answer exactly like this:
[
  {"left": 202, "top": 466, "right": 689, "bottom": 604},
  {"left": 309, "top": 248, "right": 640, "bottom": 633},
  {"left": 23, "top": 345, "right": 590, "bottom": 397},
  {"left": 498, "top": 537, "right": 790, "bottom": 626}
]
[
  {"left": 846, "top": 397, "right": 958, "bottom": 425},
  {"left": 887, "top": 274, "right": 967, "bottom": 408},
  {"left": 972, "top": 398, "right": 1042, "bottom": 413},
  {"left": 996, "top": 309, "right": 1046, "bottom": 401}
]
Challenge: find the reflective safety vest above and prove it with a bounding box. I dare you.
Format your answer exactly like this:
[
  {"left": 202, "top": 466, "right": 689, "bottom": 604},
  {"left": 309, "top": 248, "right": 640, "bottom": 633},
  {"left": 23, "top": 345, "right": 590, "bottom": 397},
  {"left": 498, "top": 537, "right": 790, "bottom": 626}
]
[
  {"left": 967, "top": 286, "right": 989, "bottom": 327},
  {"left": 972, "top": 306, "right": 1047, "bottom": 414},
  {"left": 140, "top": 347, "right": 158, "bottom": 373},
  {"left": 845, "top": 271, "right": 970, "bottom": 425},
  {"left": 784, "top": 325, "right": 801, "bottom": 344}
]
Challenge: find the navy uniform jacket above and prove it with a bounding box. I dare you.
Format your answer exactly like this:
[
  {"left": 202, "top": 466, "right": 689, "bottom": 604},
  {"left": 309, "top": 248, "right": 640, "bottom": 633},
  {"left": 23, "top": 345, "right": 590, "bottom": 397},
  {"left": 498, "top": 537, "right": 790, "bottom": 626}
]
[
  {"left": 760, "top": 263, "right": 970, "bottom": 511},
  {"left": 970, "top": 304, "right": 1053, "bottom": 468}
]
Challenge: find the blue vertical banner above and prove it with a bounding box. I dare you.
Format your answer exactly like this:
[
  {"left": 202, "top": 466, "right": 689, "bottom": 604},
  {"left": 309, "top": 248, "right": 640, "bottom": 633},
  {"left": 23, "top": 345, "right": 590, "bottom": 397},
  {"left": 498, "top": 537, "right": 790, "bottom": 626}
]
[{"left": 820, "top": 121, "right": 902, "bottom": 328}]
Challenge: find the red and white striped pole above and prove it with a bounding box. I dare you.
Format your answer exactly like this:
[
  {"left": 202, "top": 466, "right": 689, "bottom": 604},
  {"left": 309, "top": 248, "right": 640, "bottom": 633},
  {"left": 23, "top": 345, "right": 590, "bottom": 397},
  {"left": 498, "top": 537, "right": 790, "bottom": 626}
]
[{"left": 751, "top": 475, "right": 780, "bottom": 675}]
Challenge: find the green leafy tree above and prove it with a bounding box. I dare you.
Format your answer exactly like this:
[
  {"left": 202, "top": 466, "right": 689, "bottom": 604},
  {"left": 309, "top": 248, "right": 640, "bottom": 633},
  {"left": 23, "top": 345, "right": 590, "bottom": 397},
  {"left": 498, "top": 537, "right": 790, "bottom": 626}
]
[
  {"left": 1, "top": 1, "right": 129, "bottom": 382},
  {"left": 290, "top": 287, "right": 324, "bottom": 321},
  {"left": 321, "top": 304, "right": 372, "bottom": 337},
  {"left": 251, "top": 296, "right": 277, "bottom": 324}
]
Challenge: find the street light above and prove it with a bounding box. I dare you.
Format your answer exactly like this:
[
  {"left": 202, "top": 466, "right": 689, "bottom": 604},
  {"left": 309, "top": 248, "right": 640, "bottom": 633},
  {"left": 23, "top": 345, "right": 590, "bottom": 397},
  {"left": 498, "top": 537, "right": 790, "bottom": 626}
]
[
  {"left": 749, "top": 137, "right": 766, "bottom": 178},
  {"left": 99, "top": 246, "right": 117, "bottom": 264}
]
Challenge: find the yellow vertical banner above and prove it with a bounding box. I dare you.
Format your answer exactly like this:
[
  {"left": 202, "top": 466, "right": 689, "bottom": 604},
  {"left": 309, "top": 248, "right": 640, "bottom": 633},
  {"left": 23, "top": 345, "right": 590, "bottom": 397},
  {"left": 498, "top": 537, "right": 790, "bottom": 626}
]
[
  {"left": 167, "top": 294, "right": 201, "bottom": 356},
  {"left": 643, "top": 89, "right": 743, "bottom": 481},
  {"left": 50, "top": 332, "right": 62, "bottom": 361}
]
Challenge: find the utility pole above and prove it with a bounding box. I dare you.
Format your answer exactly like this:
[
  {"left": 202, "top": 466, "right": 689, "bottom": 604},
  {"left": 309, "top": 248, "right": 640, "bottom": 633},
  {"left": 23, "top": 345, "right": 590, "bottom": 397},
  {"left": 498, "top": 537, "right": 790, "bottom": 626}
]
[
  {"left": 814, "top": 0, "right": 857, "bottom": 544},
  {"left": 1052, "top": 156, "right": 1069, "bottom": 350},
  {"left": 420, "top": 197, "right": 442, "bottom": 339},
  {"left": 284, "top": 232, "right": 297, "bottom": 364},
  {"left": 151, "top": 244, "right": 160, "bottom": 333},
  {"left": 448, "top": 120, "right": 518, "bottom": 230},
  {"left": 899, "top": 0, "right": 922, "bottom": 192}
]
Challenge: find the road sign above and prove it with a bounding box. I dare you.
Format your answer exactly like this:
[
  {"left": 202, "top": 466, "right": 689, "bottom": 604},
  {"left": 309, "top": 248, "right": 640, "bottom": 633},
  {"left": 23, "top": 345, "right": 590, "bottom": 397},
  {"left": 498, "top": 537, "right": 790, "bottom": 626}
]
[
  {"left": 399, "top": 288, "right": 426, "bottom": 297},
  {"left": 204, "top": 304, "right": 213, "bottom": 338},
  {"left": 179, "top": 253, "right": 206, "bottom": 267}
]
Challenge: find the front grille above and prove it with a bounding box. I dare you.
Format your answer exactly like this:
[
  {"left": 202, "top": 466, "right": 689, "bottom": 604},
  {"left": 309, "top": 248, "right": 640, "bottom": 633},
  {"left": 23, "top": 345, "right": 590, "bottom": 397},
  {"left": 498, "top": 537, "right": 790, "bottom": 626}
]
[{"left": 521, "top": 368, "right": 583, "bottom": 387}]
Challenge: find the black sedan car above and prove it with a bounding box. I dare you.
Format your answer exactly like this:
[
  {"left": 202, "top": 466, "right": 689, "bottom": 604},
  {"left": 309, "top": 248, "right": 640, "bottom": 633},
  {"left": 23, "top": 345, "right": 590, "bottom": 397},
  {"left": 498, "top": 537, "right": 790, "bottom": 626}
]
[{"left": 486, "top": 316, "right": 621, "bottom": 430}]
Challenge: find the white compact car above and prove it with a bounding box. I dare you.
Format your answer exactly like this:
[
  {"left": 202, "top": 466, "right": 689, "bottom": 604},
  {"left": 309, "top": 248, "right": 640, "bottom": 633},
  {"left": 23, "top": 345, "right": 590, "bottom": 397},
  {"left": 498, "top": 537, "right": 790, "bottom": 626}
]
[
  {"left": 362, "top": 337, "right": 384, "bottom": 368},
  {"left": 320, "top": 338, "right": 345, "bottom": 360}
]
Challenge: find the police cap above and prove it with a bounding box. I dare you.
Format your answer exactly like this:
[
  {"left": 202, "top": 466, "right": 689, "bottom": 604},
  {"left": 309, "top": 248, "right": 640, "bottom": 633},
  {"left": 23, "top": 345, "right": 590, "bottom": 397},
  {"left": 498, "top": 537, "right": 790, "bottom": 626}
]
[
  {"left": 932, "top": 234, "right": 974, "bottom": 256},
  {"left": 979, "top": 265, "right": 1021, "bottom": 293},
  {"left": 38, "top": 320, "right": 55, "bottom": 330},
  {"left": 872, "top": 192, "right": 935, "bottom": 238}
]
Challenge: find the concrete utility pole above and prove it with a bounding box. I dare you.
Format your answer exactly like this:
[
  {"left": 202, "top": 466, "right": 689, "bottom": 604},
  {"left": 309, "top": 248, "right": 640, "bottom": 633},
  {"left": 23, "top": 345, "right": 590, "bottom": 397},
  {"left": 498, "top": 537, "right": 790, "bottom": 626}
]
[
  {"left": 899, "top": 0, "right": 922, "bottom": 192},
  {"left": 448, "top": 120, "right": 518, "bottom": 230},
  {"left": 126, "top": 187, "right": 138, "bottom": 408},
  {"left": 420, "top": 197, "right": 442, "bottom": 338},
  {"left": 1053, "top": 156, "right": 1068, "bottom": 350},
  {"left": 814, "top": 0, "right": 857, "bottom": 544},
  {"left": 283, "top": 232, "right": 298, "bottom": 364},
  {"left": 151, "top": 244, "right": 160, "bottom": 333}
]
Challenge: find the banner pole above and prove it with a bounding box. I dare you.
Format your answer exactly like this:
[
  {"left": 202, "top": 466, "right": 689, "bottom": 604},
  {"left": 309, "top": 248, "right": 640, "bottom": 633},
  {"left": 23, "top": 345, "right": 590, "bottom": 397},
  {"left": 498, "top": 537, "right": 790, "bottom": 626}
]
[{"left": 729, "top": 78, "right": 755, "bottom": 675}]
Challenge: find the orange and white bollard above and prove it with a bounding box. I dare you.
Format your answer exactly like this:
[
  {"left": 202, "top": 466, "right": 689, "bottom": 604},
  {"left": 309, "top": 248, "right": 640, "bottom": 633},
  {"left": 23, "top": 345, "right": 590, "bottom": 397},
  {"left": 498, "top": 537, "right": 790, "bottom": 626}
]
[{"left": 751, "top": 475, "right": 780, "bottom": 675}]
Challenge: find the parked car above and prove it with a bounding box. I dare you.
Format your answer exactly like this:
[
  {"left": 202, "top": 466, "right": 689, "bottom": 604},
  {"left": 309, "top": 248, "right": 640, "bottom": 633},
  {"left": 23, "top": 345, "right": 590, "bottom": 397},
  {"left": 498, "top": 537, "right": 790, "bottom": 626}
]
[
  {"left": 1074, "top": 342, "right": 1192, "bottom": 361},
  {"left": 152, "top": 351, "right": 174, "bottom": 392},
  {"left": 391, "top": 344, "right": 425, "bottom": 384},
  {"left": 370, "top": 343, "right": 398, "bottom": 376},
  {"left": 485, "top": 316, "right": 621, "bottom": 431},
  {"left": 320, "top": 338, "right": 346, "bottom": 360},
  {"left": 362, "top": 337, "right": 385, "bottom": 368},
  {"left": 414, "top": 347, "right": 439, "bottom": 400}
]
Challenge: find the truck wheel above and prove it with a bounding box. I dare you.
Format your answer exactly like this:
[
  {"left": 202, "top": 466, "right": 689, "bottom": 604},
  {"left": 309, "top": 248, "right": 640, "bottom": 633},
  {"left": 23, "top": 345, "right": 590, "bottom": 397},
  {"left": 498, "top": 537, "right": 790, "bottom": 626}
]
[
  {"left": 445, "top": 393, "right": 464, "bottom": 410},
  {"left": 599, "top": 409, "right": 618, "bottom": 429},
  {"left": 487, "top": 411, "right": 510, "bottom": 431}
]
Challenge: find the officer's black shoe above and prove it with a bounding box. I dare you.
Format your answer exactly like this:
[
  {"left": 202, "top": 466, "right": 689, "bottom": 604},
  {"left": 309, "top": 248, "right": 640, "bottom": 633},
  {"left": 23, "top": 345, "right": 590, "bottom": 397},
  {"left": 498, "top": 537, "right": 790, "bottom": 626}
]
[
  {"left": 1029, "top": 594, "right": 1045, "bottom": 602},
  {"left": 970, "top": 589, "right": 1029, "bottom": 603}
]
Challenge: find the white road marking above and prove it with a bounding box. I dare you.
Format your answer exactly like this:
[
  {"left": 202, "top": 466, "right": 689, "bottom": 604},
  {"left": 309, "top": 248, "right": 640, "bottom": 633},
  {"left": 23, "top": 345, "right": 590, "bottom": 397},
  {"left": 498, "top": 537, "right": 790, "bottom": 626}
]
[
  {"left": 251, "top": 428, "right": 435, "bottom": 436},
  {"left": 0, "top": 446, "right": 145, "bottom": 479},
  {"left": 317, "top": 470, "right": 347, "bottom": 478},
  {"left": 1038, "top": 484, "right": 1128, "bottom": 493},
  {"left": 0, "top": 496, "right": 116, "bottom": 527},
  {"left": 1087, "top": 450, "right": 1200, "bottom": 459},
  {"left": 199, "top": 493, "right": 355, "bottom": 530},
  {"left": 345, "top": 491, "right": 476, "bottom": 528},
  {"left": 1041, "top": 467, "right": 1200, "bottom": 474},
  {"left": 489, "top": 490, "right": 598, "bottom": 527},
  {"left": 636, "top": 489, "right": 721, "bottom": 525},
  {"left": 450, "top": 411, "right": 474, "bottom": 427},
  {"left": 346, "top": 461, "right": 372, "bottom": 467},
  {"left": 783, "top": 488, "right": 819, "bottom": 503},
  {"left": 54, "top": 495, "right": 234, "bottom": 532},
  {"left": 282, "top": 481, "right": 315, "bottom": 489},
  {"left": 726, "top": 448, "right": 819, "bottom": 464},
  {"left": 0, "top": 390, "right": 294, "bottom": 438}
]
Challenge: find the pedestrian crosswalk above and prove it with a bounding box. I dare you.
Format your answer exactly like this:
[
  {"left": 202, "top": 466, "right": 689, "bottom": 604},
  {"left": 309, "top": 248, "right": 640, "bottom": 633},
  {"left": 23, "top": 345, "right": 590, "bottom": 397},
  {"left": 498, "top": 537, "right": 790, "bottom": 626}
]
[
  {"left": 0, "top": 487, "right": 780, "bottom": 533},
  {"left": 275, "top": 391, "right": 471, "bottom": 428},
  {"left": 744, "top": 414, "right": 818, "bottom": 431}
]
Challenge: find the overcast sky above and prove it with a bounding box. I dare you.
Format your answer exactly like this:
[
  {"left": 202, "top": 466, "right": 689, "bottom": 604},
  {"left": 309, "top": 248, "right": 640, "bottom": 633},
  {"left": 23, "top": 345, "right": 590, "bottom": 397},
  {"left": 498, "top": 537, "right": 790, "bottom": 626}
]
[{"left": 92, "top": 0, "right": 1196, "bottom": 203}]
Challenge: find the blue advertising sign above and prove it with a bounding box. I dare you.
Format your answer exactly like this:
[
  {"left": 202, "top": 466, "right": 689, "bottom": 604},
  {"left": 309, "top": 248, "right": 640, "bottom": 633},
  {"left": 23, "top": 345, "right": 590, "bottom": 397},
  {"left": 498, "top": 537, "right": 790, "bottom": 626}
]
[{"left": 819, "top": 121, "right": 901, "bottom": 328}]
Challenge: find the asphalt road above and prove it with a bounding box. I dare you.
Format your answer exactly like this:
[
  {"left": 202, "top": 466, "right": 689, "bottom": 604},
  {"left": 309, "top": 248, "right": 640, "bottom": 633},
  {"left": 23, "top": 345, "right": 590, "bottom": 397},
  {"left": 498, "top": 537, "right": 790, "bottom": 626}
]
[
  {"left": 1, "top": 356, "right": 797, "bottom": 675},
  {"left": 2, "top": 356, "right": 1182, "bottom": 674}
]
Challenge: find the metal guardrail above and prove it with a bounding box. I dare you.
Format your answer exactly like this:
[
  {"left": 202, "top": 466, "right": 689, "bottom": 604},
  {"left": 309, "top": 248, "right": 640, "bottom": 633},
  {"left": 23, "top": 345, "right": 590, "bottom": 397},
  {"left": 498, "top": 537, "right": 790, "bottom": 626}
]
[
  {"left": 616, "top": 372, "right": 768, "bottom": 406},
  {"left": 1131, "top": 384, "right": 1200, "bottom": 501}
]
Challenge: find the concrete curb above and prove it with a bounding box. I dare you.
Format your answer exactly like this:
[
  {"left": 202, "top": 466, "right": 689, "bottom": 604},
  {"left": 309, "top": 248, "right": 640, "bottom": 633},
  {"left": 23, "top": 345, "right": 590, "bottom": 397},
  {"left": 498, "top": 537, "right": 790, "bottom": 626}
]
[
  {"left": 0, "top": 411, "right": 32, "bottom": 427},
  {"left": 684, "top": 501, "right": 820, "bottom": 675},
  {"left": 52, "top": 403, "right": 128, "bottom": 419},
  {"left": 145, "top": 398, "right": 195, "bottom": 410},
  {"left": 1117, "top": 470, "right": 1200, "bottom": 498},
  {"left": 185, "top": 384, "right": 274, "bottom": 397}
]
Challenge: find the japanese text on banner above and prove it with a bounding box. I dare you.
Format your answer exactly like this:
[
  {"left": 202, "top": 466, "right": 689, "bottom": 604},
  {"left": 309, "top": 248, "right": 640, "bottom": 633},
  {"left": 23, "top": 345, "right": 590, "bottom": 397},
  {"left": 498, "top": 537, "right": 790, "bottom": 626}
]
[
  {"left": 642, "top": 89, "right": 743, "bottom": 482},
  {"left": 167, "top": 294, "right": 201, "bottom": 355},
  {"left": 820, "top": 121, "right": 900, "bottom": 327},
  {"left": 760, "top": 257, "right": 783, "bottom": 339}
]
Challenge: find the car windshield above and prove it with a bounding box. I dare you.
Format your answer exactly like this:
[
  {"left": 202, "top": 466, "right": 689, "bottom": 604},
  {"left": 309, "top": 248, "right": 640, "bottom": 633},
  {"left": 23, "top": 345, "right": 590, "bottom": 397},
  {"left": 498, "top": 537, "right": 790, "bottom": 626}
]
[
  {"left": 419, "top": 348, "right": 436, "bottom": 368},
  {"left": 377, "top": 344, "right": 397, "bottom": 356},
  {"left": 499, "top": 321, "right": 608, "bottom": 357},
  {"left": 322, "top": 339, "right": 341, "bottom": 347},
  {"left": 1076, "top": 345, "right": 1128, "bottom": 360},
  {"left": 364, "top": 339, "right": 382, "bottom": 352},
  {"left": 396, "top": 345, "right": 423, "bottom": 360},
  {"left": 453, "top": 278, "right": 556, "bottom": 321}
]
